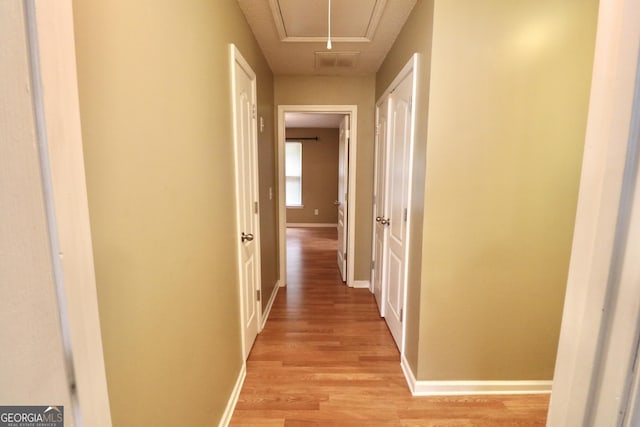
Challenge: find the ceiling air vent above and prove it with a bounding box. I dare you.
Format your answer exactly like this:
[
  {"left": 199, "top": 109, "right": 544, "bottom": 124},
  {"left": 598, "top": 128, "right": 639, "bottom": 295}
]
[{"left": 315, "top": 51, "right": 360, "bottom": 69}]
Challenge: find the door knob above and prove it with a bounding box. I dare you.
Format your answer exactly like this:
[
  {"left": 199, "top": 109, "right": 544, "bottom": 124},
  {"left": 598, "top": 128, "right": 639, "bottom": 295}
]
[
  {"left": 380, "top": 218, "right": 390, "bottom": 226},
  {"left": 376, "top": 216, "right": 382, "bottom": 222},
  {"left": 241, "top": 232, "right": 254, "bottom": 242},
  {"left": 334, "top": 200, "right": 341, "bottom": 206}
]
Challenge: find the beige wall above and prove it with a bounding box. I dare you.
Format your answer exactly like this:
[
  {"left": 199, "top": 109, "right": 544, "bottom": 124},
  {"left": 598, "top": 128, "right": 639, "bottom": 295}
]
[
  {"left": 286, "top": 128, "right": 339, "bottom": 224},
  {"left": 0, "top": 2, "right": 75, "bottom": 422},
  {"left": 72, "top": 0, "right": 274, "bottom": 424},
  {"left": 376, "top": 0, "right": 435, "bottom": 375},
  {"left": 377, "top": 0, "right": 597, "bottom": 381},
  {"left": 420, "top": 0, "right": 597, "bottom": 381},
  {"left": 275, "top": 76, "right": 376, "bottom": 280}
]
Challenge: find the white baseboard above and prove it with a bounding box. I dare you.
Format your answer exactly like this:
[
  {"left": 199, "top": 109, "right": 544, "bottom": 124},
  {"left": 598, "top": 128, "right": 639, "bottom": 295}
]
[
  {"left": 401, "top": 354, "right": 418, "bottom": 394},
  {"left": 260, "top": 280, "right": 280, "bottom": 330},
  {"left": 286, "top": 223, "right": 337, "bottom": 228},
  {"left": 218, "top": 363, "right": 246, "bottom": 427},
  {"left": 401, "top": 355, "right": 552, "bottom": 396},
  {"left": 351, "top": 280, "right": 371, "bottom": 289}
]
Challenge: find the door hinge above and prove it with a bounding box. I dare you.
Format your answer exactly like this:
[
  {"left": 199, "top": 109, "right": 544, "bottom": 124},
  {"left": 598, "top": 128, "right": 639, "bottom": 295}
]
[
  {"left": 404, "top": 208, "right": 408, "bottom": 222},
  {"left": 400, "top": 307, "right": 403, "bottom": 321},
  {"left": 256, "top": 289, "right": 261, "bottom": 301},
  {"left": 409, "top": 97, "right": 413, "bottom": 110},
  {"left": 345, "top": 129, "right": 350, "bottom": 139},
  {"left": 252, "top": 104, "right": 256, "bottom": 119},
  {"left": 371, "top": 260, "right": 375, "bottom": 270},
  {"left": 254, "top": 201, "right": 259, "bottom": 214},
  {"left": 375, "top": 124, "right": 380, "bottom": 137}
]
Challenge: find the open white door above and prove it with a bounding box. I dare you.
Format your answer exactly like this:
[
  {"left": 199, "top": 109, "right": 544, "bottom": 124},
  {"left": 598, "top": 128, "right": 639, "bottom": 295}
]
[
  {"left": 231, "top": 45, "right": 262, "bottom": 360},
  {"left": 337, "top": 115, "right": 349, "bottom": 282},
  {"left": 383, "top": 71, "right": 414, "bottom": 349},
  {"left": 372, "top": 99, "right": 390, "bottom": 315}
]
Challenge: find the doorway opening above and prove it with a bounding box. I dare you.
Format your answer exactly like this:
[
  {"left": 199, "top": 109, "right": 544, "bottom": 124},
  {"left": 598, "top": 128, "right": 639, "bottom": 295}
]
[{"left": 277, "top": 105, "right": 358, "bottom": 288}]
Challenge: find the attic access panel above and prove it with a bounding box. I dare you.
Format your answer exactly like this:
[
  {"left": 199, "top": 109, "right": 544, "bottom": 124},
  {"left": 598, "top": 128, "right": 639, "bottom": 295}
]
[{"left": 271, "top": 0, "right": 387, "bottom": 41}]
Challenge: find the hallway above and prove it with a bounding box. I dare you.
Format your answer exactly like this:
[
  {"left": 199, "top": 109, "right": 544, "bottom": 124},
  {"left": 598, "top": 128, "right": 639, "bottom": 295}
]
[{"left": 230, "top": 228, "right": 549, "bottom": 426}]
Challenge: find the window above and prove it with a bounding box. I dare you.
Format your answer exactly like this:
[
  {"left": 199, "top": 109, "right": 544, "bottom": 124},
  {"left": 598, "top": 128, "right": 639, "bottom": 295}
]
[{"left": 285, "top": 142, "right": 302, "bottom": 206}]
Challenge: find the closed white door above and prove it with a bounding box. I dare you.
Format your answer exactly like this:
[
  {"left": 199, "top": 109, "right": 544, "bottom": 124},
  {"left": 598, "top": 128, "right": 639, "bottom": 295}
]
[
  {"left": 231, "top": 46, "right": 261, "bottom": 359},
  {"left": 384, "top": 72, "right": 413, "bottom": 349},
  {"left": 372, "top": 98, "right": 390, "bottom": 315},
  {"left": 337, "top": 115, "right": 349, "bottom": 282}
]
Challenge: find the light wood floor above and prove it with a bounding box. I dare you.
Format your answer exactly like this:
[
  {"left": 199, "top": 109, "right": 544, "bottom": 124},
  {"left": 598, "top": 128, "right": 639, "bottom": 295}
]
[{"left": 230, "top": 227, "right": 549, "bottom": 426}]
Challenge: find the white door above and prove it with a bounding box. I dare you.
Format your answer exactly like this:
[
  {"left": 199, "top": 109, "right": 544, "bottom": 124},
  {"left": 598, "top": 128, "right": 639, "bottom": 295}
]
[
  {"left": 383, "top": 72, "right": 414, "bottom": 349},
  {"left": 337, "top": 115, "right": 349, "bottom": 282},
  {"left": 231, "top": 46, "right": 261, "bottom": 359},
  {"left": 372, "top": 98, "right": 390, "bottom": 315}
]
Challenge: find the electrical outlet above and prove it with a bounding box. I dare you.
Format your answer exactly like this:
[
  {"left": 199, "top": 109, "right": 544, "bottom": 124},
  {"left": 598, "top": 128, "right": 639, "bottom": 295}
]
[{"left": 314, "top": 209, "right": 319, "bottom": 215}]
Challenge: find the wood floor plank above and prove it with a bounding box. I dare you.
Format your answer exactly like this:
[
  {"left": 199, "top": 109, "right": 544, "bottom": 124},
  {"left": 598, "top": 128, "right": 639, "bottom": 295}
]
[{"left": 229, "top": 228, "right": 549, "bottom": 426}]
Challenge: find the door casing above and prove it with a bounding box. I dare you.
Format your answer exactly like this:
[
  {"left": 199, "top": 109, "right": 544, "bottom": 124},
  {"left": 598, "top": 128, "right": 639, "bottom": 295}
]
[
  {"left": 22, "top": 1, "right": 112, "bottom": 423},
  {"left": 277, "top": 105, "right": 358, "bottom": 287}
]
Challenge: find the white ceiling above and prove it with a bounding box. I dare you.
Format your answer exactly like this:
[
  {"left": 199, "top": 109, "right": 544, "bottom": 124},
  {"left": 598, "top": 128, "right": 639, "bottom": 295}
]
[
  {"left": 285, "top": 112, "right": 345, "bottom": 128},
  {"left": 236, "top": 0, "right": 417, "bottom": 75}
]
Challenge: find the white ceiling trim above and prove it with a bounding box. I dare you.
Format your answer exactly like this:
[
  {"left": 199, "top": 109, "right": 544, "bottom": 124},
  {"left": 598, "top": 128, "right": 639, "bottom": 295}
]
[
  {"left": 268, "top": 0, "right": 387, "bottom": 42},
  {"left": 275, "top": 36, "right": 370, "bottom": 43},
  {"left": 363, "top": 0, "right": 387, "bottom": 40}
]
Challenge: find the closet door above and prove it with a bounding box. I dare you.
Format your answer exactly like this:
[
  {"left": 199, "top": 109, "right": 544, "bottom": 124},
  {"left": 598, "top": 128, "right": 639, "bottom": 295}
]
[
  {"left": 383, "top": 71, "right": 414, "bottom": 350},
  {"left": 372, "top": 98, "right": 390, "bottom": 315}
]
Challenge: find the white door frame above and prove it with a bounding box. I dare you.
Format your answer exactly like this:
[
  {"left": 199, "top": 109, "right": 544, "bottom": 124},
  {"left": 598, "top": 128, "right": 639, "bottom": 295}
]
[
  {"left": 230, "top": 44, "right": 263, "bottom": 359},
  {"left": 28, "top": 1, "right": 112, "bottom": 424},
  {"left": 547, "top": 0, "right": 640, "bottom": 424},
  {"left": 372, "top": 54, "right": 419, "bottom": 354},
  {"left": 277, "top": 105, "right": 358, "bottom": 287}
]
